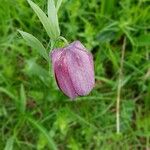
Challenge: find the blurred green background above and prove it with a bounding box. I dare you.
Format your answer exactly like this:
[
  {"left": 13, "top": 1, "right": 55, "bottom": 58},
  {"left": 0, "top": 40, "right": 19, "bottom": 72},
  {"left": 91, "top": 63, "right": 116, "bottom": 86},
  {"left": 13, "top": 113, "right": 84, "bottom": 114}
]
[{"left": 0, "top": 0, "right": 150, "bottom": 149}]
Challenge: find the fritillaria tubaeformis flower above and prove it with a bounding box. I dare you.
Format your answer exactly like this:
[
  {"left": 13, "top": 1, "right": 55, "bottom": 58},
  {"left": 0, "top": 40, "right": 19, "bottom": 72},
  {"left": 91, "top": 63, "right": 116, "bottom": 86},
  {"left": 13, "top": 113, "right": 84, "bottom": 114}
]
[{"left": 51, "top": 41, "right": 95, "bottom": 99}]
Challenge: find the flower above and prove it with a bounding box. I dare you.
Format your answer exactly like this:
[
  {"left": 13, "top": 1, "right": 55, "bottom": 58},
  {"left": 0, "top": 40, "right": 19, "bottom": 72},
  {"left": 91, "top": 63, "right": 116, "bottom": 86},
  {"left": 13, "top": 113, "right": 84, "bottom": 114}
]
[{"left": 51, "top": 41, "right": 95, "bottom": 99}]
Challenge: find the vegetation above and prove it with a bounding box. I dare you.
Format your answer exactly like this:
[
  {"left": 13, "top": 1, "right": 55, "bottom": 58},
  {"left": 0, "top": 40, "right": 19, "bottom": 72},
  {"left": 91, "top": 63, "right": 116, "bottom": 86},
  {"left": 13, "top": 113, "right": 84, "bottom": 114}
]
[{"left": 0, "top": 0, "right": 150, "bottom": 149}]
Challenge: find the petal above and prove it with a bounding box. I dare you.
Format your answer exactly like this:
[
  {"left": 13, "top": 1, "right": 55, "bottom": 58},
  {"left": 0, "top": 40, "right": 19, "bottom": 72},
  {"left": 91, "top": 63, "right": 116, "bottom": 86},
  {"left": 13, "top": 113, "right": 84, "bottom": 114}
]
[
  {"left": 50, "top": 48, "right": 64, "bottom": 66},
  {"left": 54, "top": 52, "right": 78, "bottom": 99},
  {"left": 69, "top": 41, "right": 86, "bottom": 52},
  {"left": 66, "top": 48, "right": 95, "bottom": 96}
]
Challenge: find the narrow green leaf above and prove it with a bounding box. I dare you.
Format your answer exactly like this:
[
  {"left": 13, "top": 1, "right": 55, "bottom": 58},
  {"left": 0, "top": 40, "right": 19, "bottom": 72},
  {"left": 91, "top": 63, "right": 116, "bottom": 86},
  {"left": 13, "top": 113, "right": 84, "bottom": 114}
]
[
  {"left": 4, "top": 137, "right": 14, "bottom": 150},
  {"left": 20, "top": 84, "right": 26, "bottom": 114},
  {"left": 0, "top": 87, "right": 16, "bottom": 100},
  {"left": 101, "top": 0, "right": 116, "bottom": 16},
  {"left": 26, "top": 0, "right": 58, "bottom": 39},
  {"left": 27, "top": 117, "right": 57, "bottom": 150},
  {"left": 95, "top": 76, "right": 114, "bottom": 86},
  {"left": 18, "top": 30, "right": 49, "bottom": 61},
  {"left": 123, "top": 29, "right": 135, "bottom": 45},
  {"left": 37, "top": 133, "right": 48, "bottom": 150},
  {"left": 48, "top": 0, "right": 60, "bottom": 37},
  {"left": 108, "top": 47, "right": 119, "bottom": 70},
  {"left": 56, "top": 0, "right": 63, "bottom": 11},
  {"left": 135, "top": 34, "right": 150, "bottom": 46},
  {"left": 25, "top": 59, "right": 50, "bottom": 86}
]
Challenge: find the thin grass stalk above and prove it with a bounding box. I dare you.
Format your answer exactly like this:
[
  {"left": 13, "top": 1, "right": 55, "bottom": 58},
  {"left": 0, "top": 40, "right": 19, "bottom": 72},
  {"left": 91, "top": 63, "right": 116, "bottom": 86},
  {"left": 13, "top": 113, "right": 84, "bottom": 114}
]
[{"left": 116, "top": 37, "right": 126, "bottom": 134}]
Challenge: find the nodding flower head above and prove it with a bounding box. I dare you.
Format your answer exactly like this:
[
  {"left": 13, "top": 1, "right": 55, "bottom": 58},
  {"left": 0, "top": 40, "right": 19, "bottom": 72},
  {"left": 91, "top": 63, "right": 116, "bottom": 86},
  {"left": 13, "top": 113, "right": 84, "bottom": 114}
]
[{"left": 50, "top": 41, "right": 95, "bottom": 99}]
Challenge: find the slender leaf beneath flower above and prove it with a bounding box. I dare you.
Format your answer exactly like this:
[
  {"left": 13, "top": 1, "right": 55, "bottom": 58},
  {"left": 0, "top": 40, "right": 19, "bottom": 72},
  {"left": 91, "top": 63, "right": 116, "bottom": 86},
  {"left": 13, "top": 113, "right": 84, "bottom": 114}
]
[{"left": 18, "top": 30, "right": 49, "bottom": 61}]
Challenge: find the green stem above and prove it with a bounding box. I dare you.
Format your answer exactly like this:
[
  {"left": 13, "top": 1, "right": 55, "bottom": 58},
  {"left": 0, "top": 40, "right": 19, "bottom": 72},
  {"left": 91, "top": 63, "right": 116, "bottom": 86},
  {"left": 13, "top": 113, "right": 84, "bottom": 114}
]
[
  {"left": 58, "top": 36, "right": 69, "bottom": 46},
  {"left": 50, "top": 39, "right": 55, "bottom": 50}
]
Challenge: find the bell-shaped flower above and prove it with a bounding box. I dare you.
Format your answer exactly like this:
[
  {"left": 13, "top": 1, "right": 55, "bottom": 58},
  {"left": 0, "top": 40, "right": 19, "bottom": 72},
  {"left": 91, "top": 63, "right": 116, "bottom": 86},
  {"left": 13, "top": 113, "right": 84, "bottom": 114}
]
[{"left": 51, "top": 41, "right": 95, "bottom": 99}]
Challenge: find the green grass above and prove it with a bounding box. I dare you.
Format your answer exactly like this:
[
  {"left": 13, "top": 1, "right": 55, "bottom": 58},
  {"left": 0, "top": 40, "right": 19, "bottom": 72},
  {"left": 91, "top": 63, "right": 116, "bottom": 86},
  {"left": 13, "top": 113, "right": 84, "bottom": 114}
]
[{"left": 0, "top": 0, "right": 150, "bottom": 149}]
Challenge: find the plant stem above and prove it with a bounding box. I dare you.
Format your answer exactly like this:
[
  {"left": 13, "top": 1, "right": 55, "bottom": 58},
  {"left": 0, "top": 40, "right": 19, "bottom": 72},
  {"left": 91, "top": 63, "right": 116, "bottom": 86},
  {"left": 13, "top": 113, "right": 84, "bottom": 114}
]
[
  {"left": 58, "top": 36, "right": 69, "bottom": 46},
  {"left": 116, "top": 37, "right": 126, "bottom": 134},
  {"left": 49, "top": 40, "right": 55, "bottom": 78}
]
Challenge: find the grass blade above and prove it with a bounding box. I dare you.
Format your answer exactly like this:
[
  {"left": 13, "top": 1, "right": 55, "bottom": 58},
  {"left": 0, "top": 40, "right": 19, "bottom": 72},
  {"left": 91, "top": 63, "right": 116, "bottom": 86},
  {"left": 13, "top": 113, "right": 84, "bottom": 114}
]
[
  {"left": 4, "top": 137, "right": 14, "bottom": 150},
  {"left": 0, "top": 87, "right": 16, "bottom": 100},
  {"left": 101, "top": 0, "right": 116, "bottom": 16},
  {"left": 20, "top": 84, "right": 26, "bottom": 114},
  {"left": 27, "top": 117, "right": 57, "bottom": 150},
  {"left": 18, "top": 30, "right": 49, "bottom": 61},
  {"left": 134, "top": 34, "right": 150, "bottom": 46}
]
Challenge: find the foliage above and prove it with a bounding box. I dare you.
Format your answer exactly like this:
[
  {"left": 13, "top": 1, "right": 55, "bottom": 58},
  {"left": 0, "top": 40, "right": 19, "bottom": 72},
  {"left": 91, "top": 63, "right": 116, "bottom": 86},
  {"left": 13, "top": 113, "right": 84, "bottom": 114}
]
[{"left": 0, "top": 0, "right": 150, "bottom": 149}]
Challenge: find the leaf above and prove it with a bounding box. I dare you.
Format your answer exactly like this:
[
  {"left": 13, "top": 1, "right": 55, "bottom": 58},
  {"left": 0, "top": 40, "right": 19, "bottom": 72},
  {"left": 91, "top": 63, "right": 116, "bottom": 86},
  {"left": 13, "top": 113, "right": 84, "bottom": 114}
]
[
  {"left": 48, "top": 0, "right": 60, "bottom": 37},
  {"left": 25, "top": 59, "right": 49, "bottom": 78},
  {"left": 108, "top": 47, "right": 119, "bottom": 70},
  {"left": 56, "top": 0, "right": 63, "bottom": 11},
  {"left": 101, "top": 0, "right": 116, "bottom": 16},
  {"left": 134, "top": 34, "right": 150, "bottom": 46},
  {"left": 37, "top": 133, "right": 48, "bottom": 150},
  {"left": 124, "top": 31, "right": 135, "bottom": 45},
  {"left": 25, "top": 59, "right": 50, "bottom": 86},
  {"left": 26, "top": 0, "right": 59, "bottom": 39},
  {"left": 27, "top": 117, "right": 57, "bottom": 150},
  {"left": 121, "top": 100, "right": 135, "bottom": 131},
  {"left": 0, "top": 87, "right": 16, "bottom": 100},
  {"left": 4, "top": 137, "right": 14, "bottom": 150},
  {"left": 18, "top": 30, "right": 49, "bottom": 61},
  {"left": 20, "top": 84, "right": 26, "bottom": 114},
  {"left": 97, "top": 22, "right": 118, "bottom": 43},
  {"left": 24, "top": 59, "right": 50, "bottom": 87}
]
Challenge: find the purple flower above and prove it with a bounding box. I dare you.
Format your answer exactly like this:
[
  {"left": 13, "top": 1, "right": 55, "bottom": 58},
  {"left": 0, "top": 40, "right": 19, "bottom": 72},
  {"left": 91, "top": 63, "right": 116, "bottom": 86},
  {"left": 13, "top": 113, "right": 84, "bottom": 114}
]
[{"left": 51, "top": 41, "right": 95, "bottom": 99}]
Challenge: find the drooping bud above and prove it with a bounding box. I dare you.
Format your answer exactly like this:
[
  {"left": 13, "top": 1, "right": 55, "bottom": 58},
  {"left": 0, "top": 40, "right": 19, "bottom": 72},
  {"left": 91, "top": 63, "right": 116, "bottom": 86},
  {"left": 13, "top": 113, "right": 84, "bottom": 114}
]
[{"left": 51, "top": 41, "right": 95, "bottom": 99}]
